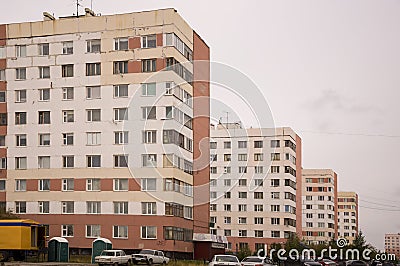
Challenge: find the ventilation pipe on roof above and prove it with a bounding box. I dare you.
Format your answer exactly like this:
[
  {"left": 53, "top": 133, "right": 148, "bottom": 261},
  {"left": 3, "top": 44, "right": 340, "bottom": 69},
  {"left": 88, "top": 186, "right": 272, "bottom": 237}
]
[{"left": 43, "top": 12, "right": 55, "bottom": 21}]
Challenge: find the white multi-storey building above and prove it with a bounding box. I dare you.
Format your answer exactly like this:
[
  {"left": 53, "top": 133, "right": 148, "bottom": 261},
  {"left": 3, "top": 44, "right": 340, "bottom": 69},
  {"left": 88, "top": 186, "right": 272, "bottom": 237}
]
[
  {"left": 209, "top": 123, "right": 302, "bottom": 253},
  {"left": 385, "top": 233, "right": 400, "bottom": 260},
  {"left": 0, "top": 8, "right": 211, "bottom": 256},
  {"left": 337, "top": 191, "right": 358, "bottom": 244},
  {"left": 302, "top": 169, "right": 338, "bottom": 245}
]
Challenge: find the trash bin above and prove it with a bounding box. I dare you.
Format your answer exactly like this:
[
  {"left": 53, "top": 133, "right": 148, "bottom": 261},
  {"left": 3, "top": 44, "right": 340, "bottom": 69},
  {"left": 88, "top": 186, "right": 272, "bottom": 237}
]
[
  {"left": 48, "top": 237, "right": 69, "bottom": 262},
  {"left": 91, "top": 237, "right": 112, "bottom": 263}
]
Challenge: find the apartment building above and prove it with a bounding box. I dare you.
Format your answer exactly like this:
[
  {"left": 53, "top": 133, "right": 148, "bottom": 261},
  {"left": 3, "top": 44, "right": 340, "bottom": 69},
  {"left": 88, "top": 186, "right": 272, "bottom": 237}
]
[
  {"left": 209, "top": 123, "right": 302, "bottom": 253},
  {"left": 0, "top": 8, "right": 210, "bottom": 256},
  {"left": 385, "top": 233, "right": 400, "bottom": 260},
  {"left": 302, "top": 169, "right": 338, "bottom": 245},
  {"left": 337, "top": 192, "right": 358, "bottom": 244}
]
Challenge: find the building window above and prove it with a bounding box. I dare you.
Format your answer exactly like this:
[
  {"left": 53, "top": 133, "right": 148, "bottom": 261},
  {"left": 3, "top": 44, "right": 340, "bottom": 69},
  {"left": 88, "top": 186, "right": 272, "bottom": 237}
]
[
  {"left": 254, "top": 153, "right": 263, "bottom": 161},
  {"left": 0, "top": 70, "right": 5, "bottom": 81},
  {"left": 16, "top": 45, "right": 26, "bottom": 57},
  {"left": 0, "top": 158, "right": 6, "bottom": 169},
  {"left": 114, "top": 108, "right": 128, "bottom": 121},
  {"left": 38, "top": 43, "right": 49, "bottom": 56},
  {"left": 255, "top": 217, "right": 264, "bottom": 225},
  {"left": 142, "top": 154, "right": 157, "bottom": 167},
  {"left": 141, "top": 178, "right": 156, "bottom": 191},
  {"left": 142, "top": 107, "right": 157, "bottom": 121},
  {"left": 238, "top": 230, "right": 247, "bottom": 237},
  {"left": 142, "top": 130, "right": 156, "bottom": 144},
  {"left": 114, "top": 155, "right": 128, "bottom": 168},
  {"left": 238, "top": 154, "right": 247, "bottom": 161},
  {"left": 210, "top": 142, "right": 217, "bottom": 149},
  {"left": 224, "top": 141, "right": 231, "bottom": 149},
  {"left": 141, "top": 35, "right": 157, "bottom": 48},
  {"left": 87, "top": 155, "right": 101, "bottom": 168},
  {"left": 238, "top": 166, "right": 247, "bottom": 173},
  {"left": 271, "top": 140, "right": 280, "bottom": 148},
  {"left": 62, "top": 201, "right": 74, "bottom": 213},
  {"left": 15, "top": 179, "right": 26, "bottom": 191},
  {"left": 141, "top": 83, "right": 156, "bottom": 96},
  {"left": 271, "top": 192, "right": 280, "bottom": 199},
  {"left": 114, "top": 84, "right": 128, "bottom": 98},
  {"left": 271, "top": 231, "right": 281, "bottom": 238},
  {"left": 86, "top": 63, "right": 101, "bottom": 76},
  {"left": 113, "top": 61, "right": 128, "bottom": 74},
  {"left": 114, "top": 131, "right": 128, "bottom": 145},
  {"left": 16, "top": 68, "right": 26, "bottom": 80},
  {"left": 87, "top": 132, "right": 101, "bottom": 145},
  {"left": 238, "top": 204, "right": 247, "bottom": 212},
  {"left": 62, "top": 87, "right": 74, "bottom": 100},
  {"left": 62, "top": 110, "right": 74, "bottom": 123},
  {"left": 113, "top": 178, "right": 128, "bottom": 192},
  {"left": 15, "top": 201, "right": 26, "bottom": 213},
  {"left": 113, "top": 225, "right": 128, "bottom": 238},
  {"left": 141, "top": 226, "right": 157, "bottom": 239},
  {"left": 86, "top": 178, "right": 100, "bottom": 191},
  {"left": 271, "top": 179, "right": 280, "bottom": 187},
  {"left": 62, "top": 64, "right": 74, "bottom": 77},
  {"left": 38, "top": 156, "right": 50, "bottom": 169},
  {"left": 62, "top": 41, "right": 73, "bottom": 54},
  {"left": 114, "top": 37, "right": 128, "bottom": 50},
  {"left": 39, "top": 133, "right": 50, "bottom": 146},
  {"left": 62, "top": 133, "right": 74, "bottom": 145},
  {"left": 38, "top": 179, "right": 50, "bottom": 191},
  {"left": 239, "top": 179, "right": 247, "bottom": 186},
  {"left": 61, "top": 225, "right": 73, "bottom": 237},
  {"left": 114, "top": 202, "right": 128, "bottom": 214},
  {"left": 254, "top": 140, "right": 263, "bottom": 148},
  {"left": 87, "top": 39, "right": 101, "bottom": 53},
  {"left": 87, "top": 201, "right": 101, "bottom": 214},
  {"left": 39, "top": 66, "right": 50, "bottom": 79},
  {"left": 271, "top": 166, "right": 280, "bottom": 173},
  {"left": 16, "top": 134, "right": 27, "bottom": 147},
  {"left": 255, "top": 230, "right": 264, "bottom": 238},
  {"left": 86, "top": 86, "right": 101, "bottom": 99},
  {"left": 271, "top": 205, "right": 280, "bottom": 212},
  {"left": 0, "top": 91, "right": 5, "bottom": 103},
  {"left": 62, "top": 156, "right": 74, "bottom": 168},
  {"left": 15, "top": 157, "right": 27, "bottom": 170},
  {"left": 62, "top": 179, "right": 74, "bottom": 191},
  {"left": 142, "top": 59, "right": 156, "bottom": 72},
  {"left": 0, "top": 180, "right": 5, "bottom": 191},
  {"left": 254, "top": 192, "right": 264, "bottom": 199},
  {"left": 86, "top": 109, "right": 101, "bottom": 122},
  {"left": 39, "top": 201, "right": 50, "bottom": 214},
  {"left": 224, "top": 154, "right": 231, "bottom": 161},
  {"left": 224, "top": 204, "right": 232, "bottom": 212},
  {"left": 38, "top": 88, "right": 50, "bottom": 101},
  {"left": 15, "top": 90, "right": 27, "bottom": 103},
  {"left": 38, "top": 111, "right": 51, "bottom": 124},
  {"left": 142, "top": 202, "right": 157, "bottom": 215},
  {"left": 86, "top": 225, "right": 100, "bottom": 238},
  {"left": 271, "top": 153, "right": 280, "bottom": 161},
  {"left": 254, "top": 204, "right": 264, "bottom": 212}
]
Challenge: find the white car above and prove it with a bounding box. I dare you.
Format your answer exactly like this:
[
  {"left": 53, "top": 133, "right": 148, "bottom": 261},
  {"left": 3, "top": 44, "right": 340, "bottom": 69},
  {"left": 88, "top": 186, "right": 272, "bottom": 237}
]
[
  {"left": 131, "top": 249, "right": 169, "bottom": 265},
  {"left": 95, "top": 249, "right": 132, "bottom": 266},
  {"left": 208, "top": 254, "right": 240, "bottom": 266},
  {"left": 241, "top": 256, "right": 276, "bottom": 266}
]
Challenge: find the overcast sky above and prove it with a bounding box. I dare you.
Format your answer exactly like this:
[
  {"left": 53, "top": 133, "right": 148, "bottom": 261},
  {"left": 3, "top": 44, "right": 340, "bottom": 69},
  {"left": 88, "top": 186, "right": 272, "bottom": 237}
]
[{"left": 1, "top": 0, "right": 399, "bottom": 250}]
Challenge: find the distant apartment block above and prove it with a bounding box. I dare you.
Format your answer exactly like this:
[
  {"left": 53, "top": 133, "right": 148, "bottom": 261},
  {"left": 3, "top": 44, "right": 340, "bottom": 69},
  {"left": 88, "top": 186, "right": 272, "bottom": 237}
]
[
  {"left": 302, "top": 169, "right": 338, "bottom": 245},
  {"left": 385, "top": 233, "right": 400, "bottom": 260},
  {"left": 0, "top": 8, "right": 210, "bottom": 256},
  {"left": 337, "top": 192, "right": 359, "bottom": 243},
  {"left": 209, "top": 123, "right": 302, "bottom": 252}
]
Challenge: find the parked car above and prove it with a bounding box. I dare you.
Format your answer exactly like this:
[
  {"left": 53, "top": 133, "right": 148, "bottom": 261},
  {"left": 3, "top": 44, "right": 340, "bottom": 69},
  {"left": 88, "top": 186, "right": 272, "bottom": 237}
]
[
  {"left": 302, "top": 259, "right": 323, "bottom": 266},
  {"left": 241, "top": 256, "right": 275, "bottom": 266},
  {"left": 345, "top": 261, "right": 367, "bottom": 266},
  {"left": 318, "top": 259, "right": 338, "bottom": 266},
  {"left": 95, "top": 249, "right": 132, "bottom": 266},
  {"left": 208, "top": 254, "right": 241, "bottom": 266},
  {"left": 131, "top": 249, "right": 169, "bottom": 265}
]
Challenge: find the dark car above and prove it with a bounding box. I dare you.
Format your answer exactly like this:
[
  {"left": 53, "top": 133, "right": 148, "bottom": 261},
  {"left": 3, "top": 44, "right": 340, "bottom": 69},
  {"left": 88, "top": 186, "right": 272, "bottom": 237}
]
[
  {"left": 345, "top": 261, "right": 367, "bottom": 266},
  {"left": 318, "top": 259, "right": 338, "bottom": 266},
  {"left": 302, "top": 259, "right": 323, "bottom": 266}
]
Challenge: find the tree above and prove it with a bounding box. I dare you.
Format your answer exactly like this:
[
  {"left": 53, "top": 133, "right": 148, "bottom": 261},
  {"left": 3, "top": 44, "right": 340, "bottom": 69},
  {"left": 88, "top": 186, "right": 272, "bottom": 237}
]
[
  {"left": 237, "top": 245, "right": 252, "bottom": 261},
  {"left": 0, "top": 209, "right": 19, "bottom": 220}
]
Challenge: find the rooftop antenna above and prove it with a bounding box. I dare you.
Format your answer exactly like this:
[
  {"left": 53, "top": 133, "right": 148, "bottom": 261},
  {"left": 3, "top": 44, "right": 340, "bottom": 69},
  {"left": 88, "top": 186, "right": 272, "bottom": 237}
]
[
  {"left": 224, "top": 111, "right": 229, "bottom": 125},
  {"left": 91, "top": 0, "right": 93, "bottom": 10},
  {"left": 75, "top": 0, "right": 82, "bottom": 17}
]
